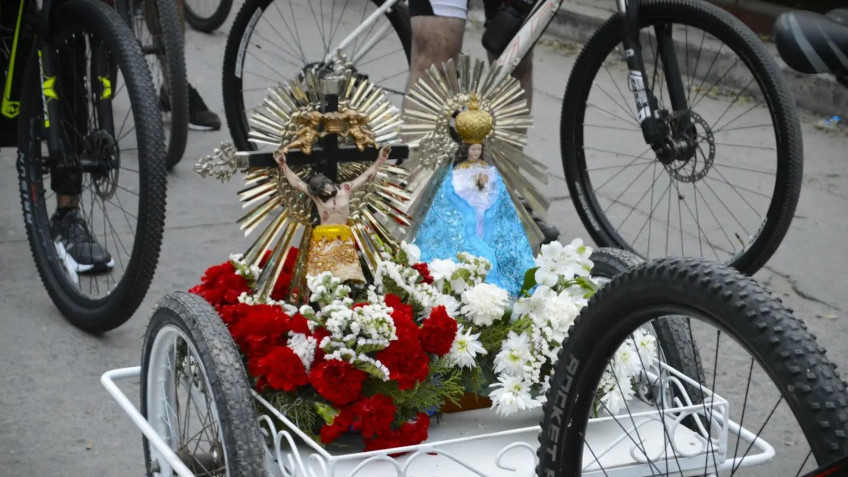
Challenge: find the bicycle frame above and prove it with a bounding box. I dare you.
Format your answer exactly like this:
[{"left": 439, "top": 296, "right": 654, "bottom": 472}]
[
  {"left": 326, "top": 0, "right": 691, "bottom": 159},
  {"left": 3, "top": 0, "right": 116, "bottom": 161}
]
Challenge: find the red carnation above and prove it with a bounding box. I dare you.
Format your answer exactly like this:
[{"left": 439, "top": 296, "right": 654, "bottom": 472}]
[
  {"left": 420, "top": 306, "right": 457, "bottom": 356},
  {"left": 363, "top": 413, "right": 430, "bottom": 451},
  {"left": 410, "top": 263, "right": 434, "bottom": 284},
  {"left": 320, "top": 406, "right": 355, "bottom": 444},
  {"left": 384, "top": 294, "right": 419, "bottom": 343},
  {"left": 310, "top": 360, "right": 367, "bottom": 406},
  {"left": 289, "top": 313, "right": 310, "bottom": 335},
  {"left": 229, "top": 304, "right": 291, "bottom": 356},
  {"left": 202, "top": 262, "right": 236, "bottom": 283},
  {"left": 247, "top": 346, "right": 309, "bottom": 392},
  {"left": 351, "top": 394, "right": 396, "bottom": 438},
  {"left": 376, "top": 336, "right": 429, "bottom": 390}
]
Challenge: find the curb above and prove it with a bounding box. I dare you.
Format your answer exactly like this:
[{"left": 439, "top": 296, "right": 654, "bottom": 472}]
[{"left": 471, "top": 3, "right": 846, "bottom": 118}]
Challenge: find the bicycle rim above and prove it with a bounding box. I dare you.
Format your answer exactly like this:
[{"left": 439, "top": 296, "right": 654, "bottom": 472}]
[
  {"left": 538, "top": 258, "right": 847, "bottom": 476},
  {"left": 224, "top": 0, "right": 411, "bottom": 151},
  {"left": 561, "top": 0, "right": 802, "bottom": 275}
]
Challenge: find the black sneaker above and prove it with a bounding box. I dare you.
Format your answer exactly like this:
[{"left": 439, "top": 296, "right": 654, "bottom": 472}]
[
  {"left": 188, "top": 84, "right": 221, "bottom": 131},
  {"left": 50, "top": 207, "right": 114, "bottom": 273},
  {"left": 159, "top": 84, "right": 222, "bottom": 131}
]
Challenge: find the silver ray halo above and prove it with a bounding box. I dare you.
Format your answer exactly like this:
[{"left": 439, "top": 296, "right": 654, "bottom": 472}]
[
  {"left": 401, "top": 55, "right": 550, "bottom": 247},
  {"left": 237, "top": 66, "right": 412, "bottom": 299}
]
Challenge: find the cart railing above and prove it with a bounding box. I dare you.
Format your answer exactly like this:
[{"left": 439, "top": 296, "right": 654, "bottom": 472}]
[{"left": 102, "top": 360, "right": 774, "bottom": 477}]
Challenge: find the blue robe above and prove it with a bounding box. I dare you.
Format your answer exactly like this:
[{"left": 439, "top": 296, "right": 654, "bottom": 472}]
[{"left": 413, "top": 164, "right": 535, "bottom": 295}]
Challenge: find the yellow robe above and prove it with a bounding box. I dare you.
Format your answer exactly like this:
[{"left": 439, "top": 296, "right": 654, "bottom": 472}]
[{"left": 306, "top": 225, "right": 366, "bottom": 283}]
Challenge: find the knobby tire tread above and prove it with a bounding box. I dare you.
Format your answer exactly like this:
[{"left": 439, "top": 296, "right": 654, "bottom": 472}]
[
  {"left": 141, "top": 292, "right": 266, "bottom": 477},
  {"left": 537, "top": 257, "right": 848, "bottom": 476}
]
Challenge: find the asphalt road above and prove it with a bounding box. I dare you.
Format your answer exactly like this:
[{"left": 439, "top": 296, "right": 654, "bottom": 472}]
[{"left": 1, "top": 3, "right": 847, "bottom": 476}]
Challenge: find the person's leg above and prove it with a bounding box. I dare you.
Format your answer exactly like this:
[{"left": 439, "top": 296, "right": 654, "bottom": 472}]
[{"left": 404, "top": 1, "right": 467, "bottom": 110}]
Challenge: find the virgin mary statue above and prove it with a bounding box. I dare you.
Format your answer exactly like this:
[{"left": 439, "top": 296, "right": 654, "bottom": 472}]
[{"left": 412, "top": 98, "right": 535, "bottom": 295}]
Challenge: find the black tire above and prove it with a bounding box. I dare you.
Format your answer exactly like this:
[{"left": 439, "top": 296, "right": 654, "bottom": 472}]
[
  {"left": 184, "top": 0, "right": 233, "bottom": 33},
  {"left": 590, "top": 248, "right": 705, "bottom": 408},
  {"left": 141, "top": 292, "right": 265, "bottom": 477},
  {"left": 123, "top": 0, "right": 189, "bottom": 169},
  {"left": 222, "top": 0, "right": 412, "bottom": 151},
  {"left": 538, "top": 257, "right": 848, "bottom": 475},
  {"left": 17, "top": 0, "right": 166, "bottom": 333},
  {"left": 561, "top": 0, "right": 803, "bottom": 276}
]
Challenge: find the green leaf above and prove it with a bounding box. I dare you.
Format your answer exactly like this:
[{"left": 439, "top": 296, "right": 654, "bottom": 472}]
[
  {"left": 520, "top": 267, "right": 539, "bottom": 296},
  {"left": 314, "top": 402, "right": 338, "bottom": 425}
]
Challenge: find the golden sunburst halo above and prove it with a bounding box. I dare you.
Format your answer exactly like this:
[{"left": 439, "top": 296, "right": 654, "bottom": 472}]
[
  {"left": 401, "top": 55, "right": 551, "bottom": 247},
  {"left": 236, "top": 66, "right": 412, "bottom": 299}
]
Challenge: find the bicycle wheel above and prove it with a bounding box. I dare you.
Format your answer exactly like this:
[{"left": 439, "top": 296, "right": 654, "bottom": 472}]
[
  {"left": 222, "top": 0, "right": 412, "bottom": 151},
  {"left": 184, "top": 0, "right": 233, "bottom": 33},
  {"left": 538, "top": 257, "right": 848, "bottom": 476},
  {"left": 17, "top": 0, "right": 166, "bottom": 333},
  {"left": 141, "top": 292, "right": 265, "bottom": 477},
  {"left": 561, "top": 0, "right": 803, "bottom": 275},
  {"left": 123, "top": 0, "right": 189, "bottom": 169},
  {"left": 591, "top": 248, "right": 705, "bottom": 413}
]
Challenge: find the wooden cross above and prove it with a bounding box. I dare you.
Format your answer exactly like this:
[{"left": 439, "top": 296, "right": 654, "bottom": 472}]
[{"left": 247, "top": 92, "right": 408, "bottom": 176}]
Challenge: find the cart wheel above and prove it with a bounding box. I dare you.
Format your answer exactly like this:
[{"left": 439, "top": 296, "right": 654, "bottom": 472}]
[{"left": 141, "top": 292, "right": 265, "bottom": 477}]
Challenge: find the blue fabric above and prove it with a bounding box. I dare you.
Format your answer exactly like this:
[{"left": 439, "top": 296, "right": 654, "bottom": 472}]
[{"left": 413, "top": 167, "right": 535, "bottom": 295}]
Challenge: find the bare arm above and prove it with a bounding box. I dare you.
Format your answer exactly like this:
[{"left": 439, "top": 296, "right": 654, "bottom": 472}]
[
  {"left": 275, "top": 150, "right": 309, "bottom": 193},
  {"left": 348, "top": 145, "right": 390, "bottom": 192}
]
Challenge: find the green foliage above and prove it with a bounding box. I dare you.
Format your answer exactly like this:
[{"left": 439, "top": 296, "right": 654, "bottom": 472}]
[
  {"left": 362, "top": 358, "right": 465, "bottom": 422},
  {"left": 267, "top": 390, "right": 321, "bottom": 437},
  {"left": 479, "top": 321, "right": 511, "bottom": 354}
]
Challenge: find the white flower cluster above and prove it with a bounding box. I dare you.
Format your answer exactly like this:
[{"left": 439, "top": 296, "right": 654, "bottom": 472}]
[
  {"left": 375, "top": 259, "right": 443, "bottom": 312},
  {"left": 534, "top": 238, "right": 593, "bottom": 287},
  {"left": 487, "top": 240, "right": 596, "bottom": 416},
  {"left": 597, "top": 328, "right": 657, "bottom": 415},
  {"left": 429, "top": 253, "right": 491, "bottom": 295},
  {"left": 229, "top": 253, "right": 262, "bottom": 281},
  {"left": 302, "top": 272, "right": 396, "bottom": 380}
]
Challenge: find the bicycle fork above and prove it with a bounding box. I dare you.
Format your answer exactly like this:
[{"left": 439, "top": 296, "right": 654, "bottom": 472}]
[{"left": 619, "top": 0, "right": 692, "bottom": 163}]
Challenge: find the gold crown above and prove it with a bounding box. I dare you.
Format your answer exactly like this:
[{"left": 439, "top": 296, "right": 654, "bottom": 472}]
[{"left": 454, "top": 94, "right": 493, "bottom": 144}]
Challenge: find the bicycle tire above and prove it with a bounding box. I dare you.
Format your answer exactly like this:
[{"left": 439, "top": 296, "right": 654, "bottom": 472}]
[
  {"left": 591, "top": 248, "right": 705, "bottom": 410},
  {"left": 141, "top": 292, "right": 265, "bottom": 477},
  {"left": 538, "top": 257, "right": 848, "bottom": 475},
  {"left": 17, "top": 0, "right": 166, "bottom": 333},
  {"left": 124, "top": 0, "right": 189, "bottom": 169},
  {"left": 222, "top": 0, "right": 412, "bottom": 151},
  {"left": 184, "top": 0, "right": 233, "bottom": 33},
  {"left": 560, "top": 0, "right": 803, "bottom": 275}
]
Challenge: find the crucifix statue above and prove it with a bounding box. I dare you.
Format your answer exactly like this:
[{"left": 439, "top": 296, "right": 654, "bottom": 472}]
[{"left": 270, "top": 85, "right": 392, "bottom": 284}]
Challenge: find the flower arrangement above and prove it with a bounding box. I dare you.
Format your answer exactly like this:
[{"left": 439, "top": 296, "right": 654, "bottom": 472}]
[{"left": 189, "top": 238, "right": 656, "bottom": 451}]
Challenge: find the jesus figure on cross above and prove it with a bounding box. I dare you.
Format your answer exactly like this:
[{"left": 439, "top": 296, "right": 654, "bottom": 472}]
[{"left": 274, "top": 144, "right": 390, "bottom": 283}]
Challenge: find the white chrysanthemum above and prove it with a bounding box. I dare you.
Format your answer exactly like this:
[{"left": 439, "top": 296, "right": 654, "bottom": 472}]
[
  {"left": 449, "top": 325, "right": 487, "bottom": 369},
  {"left": 632, "top": 328, "right": 658, "bottom": 368},
  {"left": 545, "top": 292, "right": 582, "bottom": 343},
  {"left": 431, "top": 293, "right": 460, "bottom": 317},
  {"left": 534, "top": 238, "right": 594, "bottom": 286},
  {"left": 494, "top": 331, "right": 533, "bottom": 377},
  {"left": 460, "top": 283, "right": 509, "bottom": 326},
  {"left": 287, "top": 333, "right": 317, "bottom": 371},
  {"left": 513, "top": 286, "right": 557, "bottom": 321},
  {"left": 614, "top": 343, "right": 642, "bottom": 377},
  {"left": 400, "top": 241, "right": 421, "bottom": 265},
  {"left": 489, "top": 375, "right": 543, "bottom": 416}
]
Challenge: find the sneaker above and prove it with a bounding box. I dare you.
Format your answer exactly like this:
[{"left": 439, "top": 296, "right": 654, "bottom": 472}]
[
  {"left": 188, "top": 84, "right": 221, "bottom": 131},
  {"left": 50, "top": 207, "right": 114, "bottom": 273},
  {"left": 158, "top": 84, "right": 222, "bottom": 131}
]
